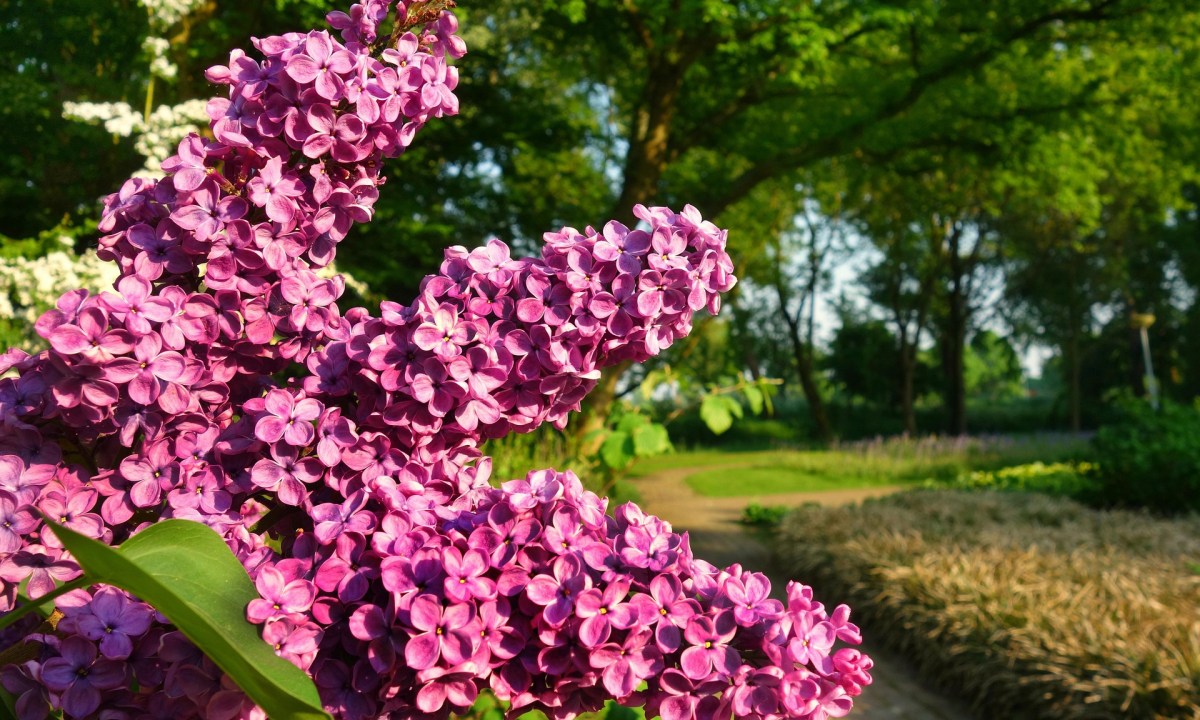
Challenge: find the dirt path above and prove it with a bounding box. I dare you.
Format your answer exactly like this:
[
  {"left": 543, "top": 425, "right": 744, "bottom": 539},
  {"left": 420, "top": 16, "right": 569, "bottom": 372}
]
[{"left": 635, "top": 465, "right": 975, "bottom": 720}]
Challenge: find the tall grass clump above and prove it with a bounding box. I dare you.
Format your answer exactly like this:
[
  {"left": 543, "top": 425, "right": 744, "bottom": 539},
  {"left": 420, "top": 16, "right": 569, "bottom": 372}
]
[{"left": 776, "top": 490, "right": 1200, "bottom": 719}]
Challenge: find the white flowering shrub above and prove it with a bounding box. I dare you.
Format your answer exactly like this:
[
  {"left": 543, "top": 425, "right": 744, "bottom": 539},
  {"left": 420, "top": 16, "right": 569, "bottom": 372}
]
[
  {"left": 63, "top": 100, "right": 210, "bottom": 176},
  {"left": 0, "top": 235, "right": 120, "bottom": 352},
  {"left": 140, "top": 0, "right": 207, "bottom": 30},
  {"left": 60, "top": 0, "right": 209, "bottom": 177}
]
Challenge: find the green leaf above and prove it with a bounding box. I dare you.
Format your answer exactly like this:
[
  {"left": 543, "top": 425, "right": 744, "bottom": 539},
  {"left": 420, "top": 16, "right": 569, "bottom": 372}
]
[
  {"left": 725, "top": 395, "right": 744, "bottom": 420},
  {"left": 700, "top": 395, "right": 734, "bottom": 435},
  {"left": 632, "top": 423, "right": 671, "bottom": 457},
  {"left": 605, "top": 702, "right": 648, "bottom": 720},
  {"left": 614, "top": 412, "right": 649, "bottom": 434},
  {"left": 46, "top": 519, "right": 330, "bottom": 720},
  {"left": 0, "top": 685, "right": 17, "bottom": 720},
  {"left": 742, "top": 386, "right": 764, "bottom": 415},
  {"left": 600, "top": 431, "right": 636, "bottom": 469},
  {"left": 758, "top": 380, "right": 777, "bottom": 416}
]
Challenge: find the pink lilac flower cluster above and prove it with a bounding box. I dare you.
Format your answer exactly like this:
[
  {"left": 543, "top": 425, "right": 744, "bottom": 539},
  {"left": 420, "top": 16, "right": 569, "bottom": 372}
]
[{"left": 0, "top": 2, "right": 872, "bottom": 719}]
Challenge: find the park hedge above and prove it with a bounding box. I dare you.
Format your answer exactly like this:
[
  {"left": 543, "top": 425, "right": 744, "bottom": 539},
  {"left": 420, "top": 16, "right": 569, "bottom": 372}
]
[{"left": 776, "top": 490, "right": 1200, "bottom": 719}]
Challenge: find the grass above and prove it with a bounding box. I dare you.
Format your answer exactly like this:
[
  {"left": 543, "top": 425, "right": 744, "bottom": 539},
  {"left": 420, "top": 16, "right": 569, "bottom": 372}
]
[
  {"left": 631, "top": 433, "right": 1091, "bottom": 498},
  {"left": 686, "top": 463, "right": 905, "bottom": 496},
  {"left": 776, "top": 490, "right": 1200, "bottom": 719},
  {"left": 625, "top": 448, "right": 788, "bottom": 474}
]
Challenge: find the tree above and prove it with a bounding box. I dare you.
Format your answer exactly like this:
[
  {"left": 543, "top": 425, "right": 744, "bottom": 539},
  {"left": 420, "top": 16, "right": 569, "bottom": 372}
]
[
  {"left": 1002, "top": 210, "right": 1112, "bottom": 430},
  {"left": 508, "top": 0, "right": 1200, "bottom": 440},
  {"left": 963, "top": 330, "right": 1025, "bottom": 402},
  {"left": 998, "top": 33, "right": 1200, "bottom": 426},
  {"left": 826, "top": 308, "right": 903, "bottom": 410},
  {"left": 1, "top": 1, "right": 348, "bottom": 237},
  {"left": 847, "top": 171, "right": 939, "bottom": 434},
  {"left": 747, "top": 189, "right": 850, "bottom": 441}
]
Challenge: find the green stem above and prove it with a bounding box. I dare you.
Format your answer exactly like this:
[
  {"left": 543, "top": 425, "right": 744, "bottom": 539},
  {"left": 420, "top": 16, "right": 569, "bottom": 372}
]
[
  {"left": 0, "top": 576, "right": 90, "bottom": 632},
  {"left": 0, "top": 685, "right": 17, "bottom": 720},
  {"left": 144, "top": 76, "right": 155, "bottom": 125}
]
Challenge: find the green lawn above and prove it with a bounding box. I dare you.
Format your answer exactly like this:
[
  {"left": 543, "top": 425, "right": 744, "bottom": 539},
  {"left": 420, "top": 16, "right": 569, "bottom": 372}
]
[
  {"left": 627, "top": 449, "right": 797, "bottom": 475},
  {"left": 685, "top": 464, "right": 909, "bottom": 496},
  {"left": 630, "top": 434, "right": 1090, "bottom": 498}
]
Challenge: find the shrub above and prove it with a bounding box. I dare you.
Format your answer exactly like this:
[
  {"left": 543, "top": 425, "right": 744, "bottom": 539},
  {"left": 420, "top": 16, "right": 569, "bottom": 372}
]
[
  {"left": 777, "top": 490, "right": 1200, "bottom": 719},
  {"left": 938, "top": 461, "right": 1097, "bottom": 498},
  {"left": 1091, "top": 400, "right": 1200, "bottom": 514},
  {"left": 740, "top": 502, "right": 789, "bottom": 527}
]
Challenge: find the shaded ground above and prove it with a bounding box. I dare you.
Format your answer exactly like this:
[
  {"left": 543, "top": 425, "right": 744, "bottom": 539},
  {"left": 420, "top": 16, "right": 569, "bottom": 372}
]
[{"left": 635, "top": 465, "right": 976, "bottom": 720}]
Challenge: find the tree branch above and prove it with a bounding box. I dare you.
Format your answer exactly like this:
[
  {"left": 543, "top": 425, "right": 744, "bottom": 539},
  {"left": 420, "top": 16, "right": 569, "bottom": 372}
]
[
  {"left": 620, "top": 0, "right": 655, "bottom": 51},
  {"left": 703, "top": 0, "right": 1143, "bottom": 217}
]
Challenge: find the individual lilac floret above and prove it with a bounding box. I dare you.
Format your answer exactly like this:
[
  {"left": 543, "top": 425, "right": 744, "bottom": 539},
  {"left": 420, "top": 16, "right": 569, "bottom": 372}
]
[{"left": 39, "top": 637, "right": 126, "bottom": 717}]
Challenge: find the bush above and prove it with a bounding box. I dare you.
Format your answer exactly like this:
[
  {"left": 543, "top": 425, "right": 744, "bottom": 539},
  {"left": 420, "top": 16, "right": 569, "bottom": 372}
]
[
  {"left": 776, "top": 490, "right": 1200, "bottom": 720},
  {"left": 739, "top": 502, "right": 789, "bottom": 526},
  {"left": 938, "top": 461, "right": 1097, "bottom": 498},
  {"left": 1091, "top": 400, "right": 1200, "bottom": 514},
  {"left": 665, "top": 395, "right": 1084, "bottom": 449}
]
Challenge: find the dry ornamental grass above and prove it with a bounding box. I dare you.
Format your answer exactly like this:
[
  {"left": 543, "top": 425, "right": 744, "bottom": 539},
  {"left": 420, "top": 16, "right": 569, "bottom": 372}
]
[{"left": 776, "top": 490, "right": 1200, "bottom": 719}]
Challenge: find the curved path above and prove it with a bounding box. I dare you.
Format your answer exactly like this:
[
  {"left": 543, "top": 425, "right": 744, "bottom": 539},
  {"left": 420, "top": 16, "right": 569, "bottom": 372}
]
[{"left": 635, "top": 465, "right": 975, "bottom": 720}]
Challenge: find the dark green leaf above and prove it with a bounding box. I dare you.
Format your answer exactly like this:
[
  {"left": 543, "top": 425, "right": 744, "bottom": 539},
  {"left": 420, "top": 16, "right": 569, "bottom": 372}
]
[
  {"left": 47, "top": 519, "right": 330, "bottom": 720},
  {"left": 0, "top": 685, "right": 17, "bottom": 720}
]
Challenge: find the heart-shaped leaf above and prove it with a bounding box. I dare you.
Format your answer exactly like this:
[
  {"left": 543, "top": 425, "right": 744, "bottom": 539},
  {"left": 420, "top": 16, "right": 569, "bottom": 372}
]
[
  {"left": 632, "top": 423, "right": 670, "bottom": 457},
  {"left": 46, "top": 519, "right": 330, "bottom": 720},
  {"left": 600, "top": 430, "right": 636, "bottom": 469},
  {"left": 700, "top": 394, "right": 734, "bottom": 435}
]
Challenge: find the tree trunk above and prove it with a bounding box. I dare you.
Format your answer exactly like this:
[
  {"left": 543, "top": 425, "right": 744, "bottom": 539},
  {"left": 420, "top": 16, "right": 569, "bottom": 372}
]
[
  {"left": 944, "top": 305, "right": 967, "bottom": 435},
  {"left": 777, "top": 290, "right": 832, "bottom": 442},
  {"left": 789, "top": 328, "right": 833, "bottom": 442},
  {"left": 899, "top": 347, "right": 917, "bottom": 435},
  {"left": 610, "top": 61, "right": 684, "bottom": 223},
  {"left": 744, "top": 347, "right": 763, "bottom": 382},
  {"left": 943, "top": 226, "right": 968, "bottom": 435},
  {"left": 574, "top": 61, "right": 684, "bottom": 444},
  {"left": 1066, "top": 324, "right": 1082, "bottom": 432},
  {"left": 1064, "top": 266, "right": 1083, "bottom": 433}
]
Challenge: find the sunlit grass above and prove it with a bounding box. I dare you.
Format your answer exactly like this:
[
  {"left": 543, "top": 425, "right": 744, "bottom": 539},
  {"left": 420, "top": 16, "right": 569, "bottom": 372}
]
[
  {"left": 685, "top": 464, "right": 909, "bottom": 496},
  {"left": 630, "top": 433, "right": 1092, "bottom": 498}
]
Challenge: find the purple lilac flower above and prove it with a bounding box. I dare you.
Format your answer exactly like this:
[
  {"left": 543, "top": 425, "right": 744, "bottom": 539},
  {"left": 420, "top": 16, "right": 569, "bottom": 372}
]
[
  {"left": 0, "top": 491, "right": 38, "bottom": 552},
  {"left": 403, "top": 594, "right": 479, "bottom": 670},
  {"left": 526, "top": 555, "right": 591, "bottom": 627},
  {"left": 0, "top": 2, "right": 873, "bottom": 717},
  {"left": 681, "top": 612, "right": 741, "bottom": 680},
  {"left": 247, "top": 566, "right": 318, "bottom": 623},
  {"left": 72, "top": 587, "right": 155, "bottom": 659},
  {"left": 590, "top": 627, "right": 665, "bottom": 697},
  {"left": 255, "top": 389, "right": 323, "bottom": 446},
  {"left": 40, "top": 637, "right": 126, "bottom": 717}
]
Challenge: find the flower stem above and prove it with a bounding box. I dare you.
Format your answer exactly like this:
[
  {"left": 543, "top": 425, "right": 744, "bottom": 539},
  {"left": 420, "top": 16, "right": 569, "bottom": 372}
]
[{"left": 0, "top": 576, "right": 91, "bottom": 632}]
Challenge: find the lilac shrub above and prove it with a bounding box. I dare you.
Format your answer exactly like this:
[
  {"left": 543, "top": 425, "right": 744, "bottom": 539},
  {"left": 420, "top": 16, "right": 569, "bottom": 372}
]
[{"left": 0, "top": 2, "right": 872, "bottom": 719}]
